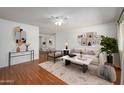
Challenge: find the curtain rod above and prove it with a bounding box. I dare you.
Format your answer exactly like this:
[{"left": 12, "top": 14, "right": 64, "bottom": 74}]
[{"left": 117, "top": 8, "right": 124, "bottom": 23}]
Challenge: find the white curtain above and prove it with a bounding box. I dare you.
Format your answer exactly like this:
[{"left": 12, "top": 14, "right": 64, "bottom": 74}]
[
  {"left": 121, "top": 23, "right": 124, "bottom": 85},
  {"left": 122, "top": 46, "right": 124, "bottom": 84},
  {"left": 116, "top": 23, "right": 121, "bottom": 68},
  {"left": 122, "top": 36, "right": 124, "bottom": 84},
  {"left": 117, "top": 22, "right": 124, "bottom": 84}
]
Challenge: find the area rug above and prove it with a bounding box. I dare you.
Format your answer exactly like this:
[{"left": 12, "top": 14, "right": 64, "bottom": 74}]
[{"left": 39, "top": 61, "right": 113, "bottom": 85}]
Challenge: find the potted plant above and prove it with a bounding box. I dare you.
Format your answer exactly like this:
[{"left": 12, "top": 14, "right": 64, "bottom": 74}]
[{"left": 100, "top": 35, "right": 118, "bottom": 64}]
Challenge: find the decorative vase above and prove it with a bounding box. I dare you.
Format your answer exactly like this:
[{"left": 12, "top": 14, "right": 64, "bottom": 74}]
[
  {"left": 25, "top": 43, "right": 30, "bottom": 51},
  {"left": 65, "top": 42, "right": 68, "bottom": 49},
  {"left": 80, "top": 51, "right": 83, "bottom": 58},
  {"left": 65, "top": 45, "right": 68, "bottom": 49},
  {"left": 26, "top": 45, "right": 28, "bottom": 51},
  {"left": 16, "top": 46, "right": 20, "bottom": 52}
]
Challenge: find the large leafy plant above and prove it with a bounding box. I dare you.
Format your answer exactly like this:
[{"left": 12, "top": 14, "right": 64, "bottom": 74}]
[{"left": 100, "top": 35, "right": 118, "bottom": 55}]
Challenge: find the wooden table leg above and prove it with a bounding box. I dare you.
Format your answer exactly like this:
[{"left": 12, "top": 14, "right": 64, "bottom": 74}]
[
  {"left": 82, "top": 64, "right": 88, "bottom": 73},
  {"left": 65, "top": 60, "right": 71, "bottom": 66}
]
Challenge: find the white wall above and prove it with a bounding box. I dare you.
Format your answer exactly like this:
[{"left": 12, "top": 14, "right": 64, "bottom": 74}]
[
  {"left": 0, "top": 19, "right": 39, "bottom": 68},
  {"left": 56, "top": 22, "right": 117, "bottom": 49}
]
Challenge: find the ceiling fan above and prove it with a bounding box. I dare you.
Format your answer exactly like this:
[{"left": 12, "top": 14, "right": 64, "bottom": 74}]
[{"left": 50, "top": 16, "right": 69, "bottom": 26}]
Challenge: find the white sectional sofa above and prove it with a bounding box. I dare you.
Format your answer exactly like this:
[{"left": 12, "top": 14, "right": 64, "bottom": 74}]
[{"left": 70, "top": 46, "right": 107, "bottom": 65}]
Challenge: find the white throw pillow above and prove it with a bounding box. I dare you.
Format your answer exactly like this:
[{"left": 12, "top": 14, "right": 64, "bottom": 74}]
[
  {"left": 87, "top": 50, "right": 96, "bottom": 55},
  {"left": 86, "top": 46, "right": 101, "bottom": 56},
  {"left": 72, "top": 48, "right": 86, "bottom": 54}
]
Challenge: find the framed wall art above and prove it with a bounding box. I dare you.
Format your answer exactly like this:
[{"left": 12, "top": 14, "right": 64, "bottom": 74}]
[{"left": 77, "top": 32, "right": 100, "bottom": 46}]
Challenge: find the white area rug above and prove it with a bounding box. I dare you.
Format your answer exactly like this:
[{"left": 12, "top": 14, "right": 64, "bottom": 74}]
[{"left": 39, "top": 61, "right": 113, "bottom": 85}]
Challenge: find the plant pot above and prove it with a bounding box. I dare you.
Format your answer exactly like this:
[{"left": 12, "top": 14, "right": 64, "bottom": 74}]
[{"left": 107, "top": 55, "right": 113, "bottom": 64}]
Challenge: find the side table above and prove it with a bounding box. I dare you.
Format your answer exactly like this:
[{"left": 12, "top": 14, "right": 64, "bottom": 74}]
[{"left": 63, "top": 49, "right": 69, "bottom": 55}]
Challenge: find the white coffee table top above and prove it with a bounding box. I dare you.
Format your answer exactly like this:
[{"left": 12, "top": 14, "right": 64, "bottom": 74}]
[{"left": 61, "top": 55, "right": 93, "bottom": 65}]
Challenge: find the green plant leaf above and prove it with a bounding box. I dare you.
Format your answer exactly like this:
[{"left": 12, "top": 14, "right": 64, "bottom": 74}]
[{"left": 100, "top": 35, "right": 118, "bottom": 54}]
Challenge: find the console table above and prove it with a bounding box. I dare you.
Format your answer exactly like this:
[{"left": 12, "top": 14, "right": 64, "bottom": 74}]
[{"left": 8, "top": 50, "right": 34, "bottom": 67}]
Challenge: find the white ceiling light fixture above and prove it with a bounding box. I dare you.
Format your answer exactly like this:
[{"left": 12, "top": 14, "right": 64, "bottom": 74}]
[{"left": 51, "top": 16, "right": 68, "bottom": 26}]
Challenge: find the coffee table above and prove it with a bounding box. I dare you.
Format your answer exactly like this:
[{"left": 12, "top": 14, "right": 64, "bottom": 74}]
[{"left": 61, "top": 55, "right": 93, "bottom": 73}]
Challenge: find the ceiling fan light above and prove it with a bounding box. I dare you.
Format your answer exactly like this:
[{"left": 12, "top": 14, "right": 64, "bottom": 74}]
[
  {"left": 50, "top": 16, "right": 68, "bottom": 26},
  {"left": 58, "top": 22, "right": 62, "bottom": 26}
]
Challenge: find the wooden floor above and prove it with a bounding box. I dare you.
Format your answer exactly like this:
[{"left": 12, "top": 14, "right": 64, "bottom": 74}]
[
  {"left": 0, "top": 53, "right": 121, "bottom": 85},
  {"left": 0, "top": 53, "right": 66, "bottom": 85}
]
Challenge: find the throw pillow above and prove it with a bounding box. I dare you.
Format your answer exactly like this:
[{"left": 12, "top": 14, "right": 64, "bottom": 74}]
[{"left": 87, "top": 50, "right": 96, "bottom": 55}]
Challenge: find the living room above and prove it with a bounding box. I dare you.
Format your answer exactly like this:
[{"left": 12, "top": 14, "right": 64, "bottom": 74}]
[{"left": 0, "top": 7, "right": 124, "bottom": 85}]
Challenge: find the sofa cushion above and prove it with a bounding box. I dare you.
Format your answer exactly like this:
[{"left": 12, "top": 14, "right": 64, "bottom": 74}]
[
  {"left": 85, "top": 46, "right": 101, "bottom": 57},
  {"left": 48, "top": 52, "right": 62, "bottom": 57},
  {"left": 86, "top": 50, "right": 96, "bottom": 55},
  {"left": 70, "top": 48, "right": 86, "bottom": 54}
]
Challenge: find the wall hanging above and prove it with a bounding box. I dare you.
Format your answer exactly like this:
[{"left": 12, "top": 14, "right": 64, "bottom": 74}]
[
  {"left": 15, "top": 26, "right": 26, "bottom": 52},
  {"left": 77, "top": 32, "right": 100, "bottom": 46}
]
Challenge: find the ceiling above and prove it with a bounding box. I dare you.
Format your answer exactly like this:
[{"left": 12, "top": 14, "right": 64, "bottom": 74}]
[{"left": 0, "top": 7, "right": 123, "bottom": 34}]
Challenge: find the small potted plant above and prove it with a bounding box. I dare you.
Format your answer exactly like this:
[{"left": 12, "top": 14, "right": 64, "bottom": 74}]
[{"left": 100, "top": 35, "right": 118, "bottom": 64}]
